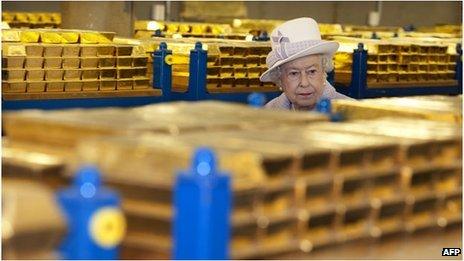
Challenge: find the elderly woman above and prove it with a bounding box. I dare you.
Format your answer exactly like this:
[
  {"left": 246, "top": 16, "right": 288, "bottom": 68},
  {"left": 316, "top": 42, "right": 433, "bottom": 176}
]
[{"left": 260, "top": 17, "right": 351, "bottom": 110}]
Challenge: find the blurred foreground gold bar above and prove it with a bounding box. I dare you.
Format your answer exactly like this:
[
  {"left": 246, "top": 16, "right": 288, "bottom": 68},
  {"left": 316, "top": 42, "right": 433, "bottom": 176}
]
[
  {"left": 2, "top": 179, "right": 66, "bottom": 259},
  {"left": 332, "top": 95, "right": 462, "bottom": 123}
]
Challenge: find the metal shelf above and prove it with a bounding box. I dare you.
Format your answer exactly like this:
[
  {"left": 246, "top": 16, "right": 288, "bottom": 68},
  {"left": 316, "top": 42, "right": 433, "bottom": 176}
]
[{"left": 334, "top": 43, "right": 462, "bottom": 99}]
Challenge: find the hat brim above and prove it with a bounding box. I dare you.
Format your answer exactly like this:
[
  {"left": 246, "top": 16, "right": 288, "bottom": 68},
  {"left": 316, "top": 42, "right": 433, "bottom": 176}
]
[{"left": 260, "top": 41, "right": 339, "bottom": 83}]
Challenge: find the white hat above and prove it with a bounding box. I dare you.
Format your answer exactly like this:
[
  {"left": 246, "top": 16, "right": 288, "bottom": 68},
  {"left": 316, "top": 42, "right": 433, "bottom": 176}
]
[{"left": 260, "top": 17, "right": 339, "bottom": 83}]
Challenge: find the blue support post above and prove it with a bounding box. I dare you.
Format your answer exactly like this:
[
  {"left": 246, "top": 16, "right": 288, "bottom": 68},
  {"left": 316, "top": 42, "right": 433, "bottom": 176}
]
[
  {"left": 187, "top": 42, "right": 208, "bottom": 101},
  {"left": 315, "top": 98, "right": 344, "bottom": 122},
  {"left": 153, "top": 42, "right": 172, "bottom": 101},
  {"left": 57, "top": 165, "right": 126, "bottom": 260},
  {"left": 173, "top": 147, "right": 232, "bottom": 260},
  {"left": 456, "top": 43, "right": 462, "bottom": 89},
  {"left": 350, "top": 43, "right": 368, "bottom": 99},
  {"left": 247, "top": 92, "right": 267, "bottom": 107}
]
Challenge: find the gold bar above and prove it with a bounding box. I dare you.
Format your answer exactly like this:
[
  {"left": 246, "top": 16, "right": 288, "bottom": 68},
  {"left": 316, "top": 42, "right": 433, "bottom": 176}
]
[
  {"left": 44, "top": 69, "right": 63, "bottom": 81},
  {"left": 3, "top": 69, "right": 26, "bottom": 81},
  {"left": 64, "top": 81, "right": 83, "bottom": 92},
  {"left": 44, "top": 57, "right": 62, "bottom": 69},
  {"left": 46, "top": 81, "right": 64, "bottom": 92},
  {"left": 80, "top": 57, "right": 99, "bottom": 68},
  {"left": 82, "top": 80, "right": 99, "bottom": 91},
  {"left": 27, "top": 81, "right": 46, "bottom": 92},
  {"left": 63, "top": 69, "right": 81, "bottom": 80},
  {"left": 62, "top": 57, "right": 80, "bottom": 69}
]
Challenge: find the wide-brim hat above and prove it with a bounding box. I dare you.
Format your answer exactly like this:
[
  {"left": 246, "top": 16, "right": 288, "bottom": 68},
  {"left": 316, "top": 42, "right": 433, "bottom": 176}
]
[{"left": 260, "top": 17, "right": 339, "bottom": 83}]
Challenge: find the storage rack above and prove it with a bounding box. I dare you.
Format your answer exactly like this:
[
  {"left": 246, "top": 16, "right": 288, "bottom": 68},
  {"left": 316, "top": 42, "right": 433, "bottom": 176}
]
[
  {"left": 334, "top": 43, "right": 462, "bottom": 99},
  {"left": 153, "top": 41, "right": 281, "bottom": 103}
]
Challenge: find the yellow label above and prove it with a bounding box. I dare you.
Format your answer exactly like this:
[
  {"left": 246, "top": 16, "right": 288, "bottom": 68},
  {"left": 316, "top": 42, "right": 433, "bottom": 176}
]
[{"left": 89, "top": 207, "right": 126, "bottom": 248}]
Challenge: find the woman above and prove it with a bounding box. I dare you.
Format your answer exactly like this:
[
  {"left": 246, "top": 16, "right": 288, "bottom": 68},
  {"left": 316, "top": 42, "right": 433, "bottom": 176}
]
[{"left": 260, "top": 17, "right": 351, "bottom": 110}]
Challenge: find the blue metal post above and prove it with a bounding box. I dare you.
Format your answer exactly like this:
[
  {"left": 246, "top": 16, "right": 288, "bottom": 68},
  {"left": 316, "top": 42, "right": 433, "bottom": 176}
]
[
  {"left": 456, "top": 43, "right": 462, "bottom": 90},
  {"left": 316, "top": 98, "right": 344, "bottom": 122},
  {"left": 153, "top": 42, "right": 172, "bottom": 101},
  {"left": 350, "top": 43, "right": 368, "bottom": 99},
  {"left": 247, "top": 92, "right": 267, "bottom": 107},
  {"left": 173, "top": 147, "right": 232, "bottom": 260},
  {"left": 57, "top": 165, "right": 125, "bottom": 259},
  {"left": 187, "top": 42, "right": 208, "bottom": 101}
]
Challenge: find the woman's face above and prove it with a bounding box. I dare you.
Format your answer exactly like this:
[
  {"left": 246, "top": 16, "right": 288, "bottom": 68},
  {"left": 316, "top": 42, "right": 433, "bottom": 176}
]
[{"left": 279, "top": 54, "right": 325, "bottom": 110}]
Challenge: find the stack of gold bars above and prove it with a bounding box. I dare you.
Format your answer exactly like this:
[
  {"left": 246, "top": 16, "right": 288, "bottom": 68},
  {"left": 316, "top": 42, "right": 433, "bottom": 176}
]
[
  {"left": 133, "top": 20, "right": 245, "bottom": 40},
  {"left": 2, "top": 29, "right": 158, "bottom": 100},
  {"left": 2, "top": 96, "right": 461, "bottom": 259},
  {"left": 2, "top": 12, "right": 61, "bottom": 29},
  {"left": 333, "top": 37, "right": 459, "bottom": 86},
  {"left": 135, "top": 37, "right": 277, "bottom": 93},
  {"left": 332, "top": 95, "right": 462, "bottom": 124}
]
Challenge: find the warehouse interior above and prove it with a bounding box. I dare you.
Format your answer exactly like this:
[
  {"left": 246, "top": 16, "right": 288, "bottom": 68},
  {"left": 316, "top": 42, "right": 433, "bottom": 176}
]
[{"left": 1, "top": 1, "right": 462, "bottom": 260}]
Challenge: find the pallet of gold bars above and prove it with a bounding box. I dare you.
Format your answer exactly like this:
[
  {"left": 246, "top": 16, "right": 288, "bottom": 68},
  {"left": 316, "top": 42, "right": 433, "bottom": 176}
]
[
  {"left": 142, "top": 37, "right": 276, "bottom": 93},
  {"left": 332, "top": 95, "right": 462, "bottom": 124},
  {"left": 2, "top": 12, "right": 61, "bottom": 29}
]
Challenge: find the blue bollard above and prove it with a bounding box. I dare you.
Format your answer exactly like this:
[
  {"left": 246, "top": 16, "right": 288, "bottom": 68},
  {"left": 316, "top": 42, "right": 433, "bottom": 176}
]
[
  {"left": 316, "top": 98, "right": 344, "bottom": 122},
  {"left": 173, "top": 147, "right": 232, "bottom": 260},
  {"left": 247, "top": 92, "right": 267, "bottom": 108},
  {"left": 57, "top": 165, "right": 126, "bottom": 259}
]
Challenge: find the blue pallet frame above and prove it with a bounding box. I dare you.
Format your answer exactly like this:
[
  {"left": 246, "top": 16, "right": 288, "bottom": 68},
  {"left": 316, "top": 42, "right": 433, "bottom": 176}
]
[
  {"left": 154, "top": 41, "right": 281, "bottom": 104},
  {"left": 334, "top": 43, "right": 463, "bottom": 99}
]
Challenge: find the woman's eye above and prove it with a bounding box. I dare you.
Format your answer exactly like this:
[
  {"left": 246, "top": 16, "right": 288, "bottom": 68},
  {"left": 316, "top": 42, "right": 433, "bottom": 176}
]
[
  {"left": 289, "top": 71, "right": 299, "bottom": 76},
  {"left": 308, "top": 69, "right": 317, "bottom": 74}
]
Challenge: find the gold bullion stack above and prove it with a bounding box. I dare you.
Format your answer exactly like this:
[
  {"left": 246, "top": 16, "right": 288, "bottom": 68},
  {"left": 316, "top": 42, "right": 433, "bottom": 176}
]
[
  {"left": 70, "top": 117, "right": 461, "bottom": 259},
  {"left": 133, "top": 20, "right": 246, "bottom": 40},
  {"left": 138, "top": 37, "right": 277, "bottom": 93},
  {"left": 333, "top": 37, "right": 459, "bottom": 86},
  {"left": 3, "top": 99, "right": 461, "bottom": 259},
  {"left": 2, "top": 12, "right": 61, "bottom": 28},
  {"left": 2, "top": 29, "right": 156, "bottom": 100},
  {"left": 332, "top": 95, "right": 462, "bottom": 124}
]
